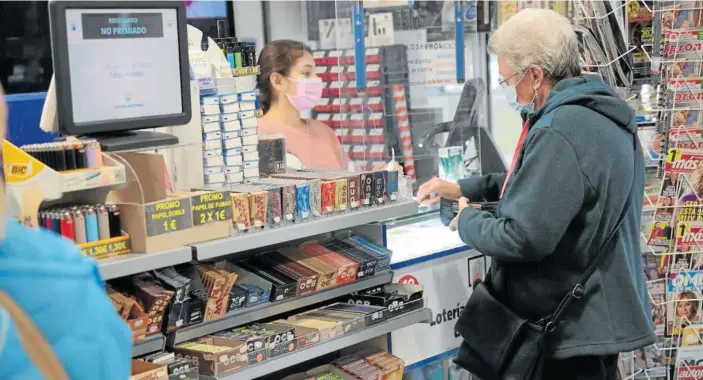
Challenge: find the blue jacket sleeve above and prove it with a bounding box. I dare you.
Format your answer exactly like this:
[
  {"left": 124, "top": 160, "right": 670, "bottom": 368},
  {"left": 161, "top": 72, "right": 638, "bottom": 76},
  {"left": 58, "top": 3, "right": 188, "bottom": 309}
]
[
  {"left": 457, "top": 128, "right": 585, "bottom": 261},
  {"left": 457, "top": 173, "right": 508, "bottom": 202}
]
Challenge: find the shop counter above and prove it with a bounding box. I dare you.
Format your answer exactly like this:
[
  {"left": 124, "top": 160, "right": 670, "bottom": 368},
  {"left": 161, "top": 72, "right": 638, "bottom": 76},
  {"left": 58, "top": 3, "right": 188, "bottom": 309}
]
[{"left": 382, "top": 212, "right": 485, "bottom": 373}]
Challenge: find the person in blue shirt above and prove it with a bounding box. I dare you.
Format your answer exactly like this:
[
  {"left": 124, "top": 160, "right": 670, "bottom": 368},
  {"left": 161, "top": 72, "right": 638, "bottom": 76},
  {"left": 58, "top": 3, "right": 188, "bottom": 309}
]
[{"left": 0, "top": 84, "right": 132, "bottom": 379}]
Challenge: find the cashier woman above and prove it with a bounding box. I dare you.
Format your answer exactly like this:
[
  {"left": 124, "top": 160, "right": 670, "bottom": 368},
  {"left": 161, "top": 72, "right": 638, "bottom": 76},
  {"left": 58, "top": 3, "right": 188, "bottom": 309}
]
[
  {"left": 258, "top": 39, "right": 401, "bottom": 173},
  {"left": 0, "top": 84, "right": 131, "bottom": 378},
  {"left": 258, "top": 39, "right": 351, "bottom": 171}
]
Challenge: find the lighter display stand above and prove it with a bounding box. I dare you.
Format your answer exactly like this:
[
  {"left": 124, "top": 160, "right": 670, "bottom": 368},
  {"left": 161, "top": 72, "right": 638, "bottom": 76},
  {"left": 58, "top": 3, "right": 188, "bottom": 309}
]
[{"left": 2, "top": 139, "right": 131, "bottom": 259}]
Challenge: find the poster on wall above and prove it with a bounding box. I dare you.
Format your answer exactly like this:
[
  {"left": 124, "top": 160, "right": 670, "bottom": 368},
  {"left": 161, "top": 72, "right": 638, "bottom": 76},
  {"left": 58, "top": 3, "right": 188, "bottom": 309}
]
[{"left": 390, "top": 255, "right": 472, "bottom": 365}]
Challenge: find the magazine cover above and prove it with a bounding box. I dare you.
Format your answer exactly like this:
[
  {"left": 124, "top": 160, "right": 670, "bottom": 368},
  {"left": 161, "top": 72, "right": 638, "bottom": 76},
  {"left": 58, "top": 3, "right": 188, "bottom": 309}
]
[
  {"left": 648, "top": 149, "right": 703, "bottom": 247},
  {"left": 671, "top": 110, "right": 702, "bottom": 132},
  {"left": 633, "top": 344, "right": 668, "bottom": 379},
  {"left": 668, "top": 79, "right": 703, "bottom": 111},
  {"left": 640, "top": 127, "right": 664, "bottom": 167},
  {"left": 676, "top": 345, "right": 703, "bottom": 379},
  {"left": 662, "top": 4, "right": 703, "bottom": 31},
  {"left": 671, "top": 128, "right": 703, "bottom": 151},
  {"left": 682, "top": 324, "right": 703, "bottom": 347},
  {"left": 667, "top": 271, "right": 703, "bottom": 336},
  {"left": 628, "top": 0, "right": 653, "bottom": 85}
]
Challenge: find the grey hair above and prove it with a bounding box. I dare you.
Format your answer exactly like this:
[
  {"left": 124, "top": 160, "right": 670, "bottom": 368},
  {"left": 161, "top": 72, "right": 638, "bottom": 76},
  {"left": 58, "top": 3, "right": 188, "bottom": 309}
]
[{"left": 488, "top": 8, "right": 580, "bottom": 80}]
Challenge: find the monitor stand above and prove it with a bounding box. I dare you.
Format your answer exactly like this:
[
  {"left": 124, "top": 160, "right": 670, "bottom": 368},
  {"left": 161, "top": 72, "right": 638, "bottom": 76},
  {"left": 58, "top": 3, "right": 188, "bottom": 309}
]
[{"left": 89, "top": 131, "right": 179, "bottom": 152}]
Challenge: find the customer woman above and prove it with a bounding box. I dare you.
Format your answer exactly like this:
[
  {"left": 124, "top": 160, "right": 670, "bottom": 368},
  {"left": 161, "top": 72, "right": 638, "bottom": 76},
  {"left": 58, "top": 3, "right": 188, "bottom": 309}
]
[
  {"left": 0, "top": 84, "right": 131, "bottom": 378},
  {"left": 419, "top": 9, "right": 655, "bottom": 380},
  {"left": 257, "top": 39, "right": 350, "bottom": 171}
]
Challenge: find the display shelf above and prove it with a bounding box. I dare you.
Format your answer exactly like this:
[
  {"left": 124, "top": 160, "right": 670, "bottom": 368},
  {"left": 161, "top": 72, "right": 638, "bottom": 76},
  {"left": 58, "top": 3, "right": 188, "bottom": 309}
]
[
  {"left": 191, "top": 199, "right": 418, "bottom": 261},
  {"left": 132, "top": 334, "right": 166, "bottom": 358},
  {"left": 98, "top": 247, "right": 193, "bottom": 280},
  {"left": 204, "top": 307, "right": 432, "bottom": 380},
  {"left": 167, "top": 271, "right": 394, "bottom": 346}
]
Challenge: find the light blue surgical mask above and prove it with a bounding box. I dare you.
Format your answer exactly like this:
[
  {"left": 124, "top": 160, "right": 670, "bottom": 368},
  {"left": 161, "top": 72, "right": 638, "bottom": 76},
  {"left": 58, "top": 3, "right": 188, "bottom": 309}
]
[{"left": 500, "top": 71, "right": 537, "bottom": 114}]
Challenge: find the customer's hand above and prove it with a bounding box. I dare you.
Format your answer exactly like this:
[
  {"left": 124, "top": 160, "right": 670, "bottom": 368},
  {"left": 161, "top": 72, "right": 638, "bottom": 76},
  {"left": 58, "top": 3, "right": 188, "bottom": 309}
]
[
  {"left": 448, "top": 197, "right": 470, "bottom": 231},
  {"left": 416, "top": 177, "right": 462, "bottom": 205}
]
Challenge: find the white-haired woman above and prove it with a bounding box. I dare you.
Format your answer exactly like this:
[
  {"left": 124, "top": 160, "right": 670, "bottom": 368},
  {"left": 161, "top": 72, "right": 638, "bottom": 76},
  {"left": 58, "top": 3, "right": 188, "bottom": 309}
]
[{"left": 419, "top": 9, "right": 655, "bottom": 380}]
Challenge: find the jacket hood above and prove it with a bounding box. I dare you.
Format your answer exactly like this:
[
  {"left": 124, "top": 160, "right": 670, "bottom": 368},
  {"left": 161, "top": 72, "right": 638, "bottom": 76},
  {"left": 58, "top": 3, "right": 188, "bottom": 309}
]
[{"left": 528, "top": 75, "right": 636, "bottom": 134}]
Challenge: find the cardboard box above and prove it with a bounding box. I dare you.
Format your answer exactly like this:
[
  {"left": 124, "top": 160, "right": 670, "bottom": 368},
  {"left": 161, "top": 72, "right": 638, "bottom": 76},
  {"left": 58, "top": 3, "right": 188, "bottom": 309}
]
[
  {"left": 173, "top": 337, "right": 248, "bottom": 376},
  {"left": 272, "top": 320, "right": 322, "bottom": 349},
  {"left": 131, "top": 360, "right": 168, "bottom": 380},
  {"left": 320, "top": 302, "right": 389, "bottom": 327},
  {"left": 299, "top": 309, "right": 367, "bottom": 335},
  {"left": 111, "top": 152, "right": 232, "bottom": 252}
]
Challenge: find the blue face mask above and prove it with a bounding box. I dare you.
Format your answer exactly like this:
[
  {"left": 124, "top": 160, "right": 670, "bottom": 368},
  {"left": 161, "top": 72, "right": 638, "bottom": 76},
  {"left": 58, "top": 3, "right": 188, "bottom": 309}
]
[
  {"left": 505, "top": 86, "right": 537, "bottom": 114},
  {"left": 502, "top": 71, "right": 537, "bottom": 115}
]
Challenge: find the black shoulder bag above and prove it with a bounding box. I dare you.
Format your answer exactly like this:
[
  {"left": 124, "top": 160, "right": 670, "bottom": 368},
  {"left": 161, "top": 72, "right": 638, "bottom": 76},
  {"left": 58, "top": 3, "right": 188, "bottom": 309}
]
[{"left": 453, "top": 136, "right": 638, "bottom": 380}]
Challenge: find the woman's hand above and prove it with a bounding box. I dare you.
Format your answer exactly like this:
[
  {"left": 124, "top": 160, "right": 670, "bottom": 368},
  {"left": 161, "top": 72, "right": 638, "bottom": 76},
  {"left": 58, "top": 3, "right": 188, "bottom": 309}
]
[{"left": 416, "top": 177, "right": 462, "bottom": 205}]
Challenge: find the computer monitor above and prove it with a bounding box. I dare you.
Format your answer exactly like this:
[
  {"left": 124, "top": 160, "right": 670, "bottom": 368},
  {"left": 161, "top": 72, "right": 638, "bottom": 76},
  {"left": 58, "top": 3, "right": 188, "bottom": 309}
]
[{"left": 48, "top": 1, "right": 191, "bottom": 147}]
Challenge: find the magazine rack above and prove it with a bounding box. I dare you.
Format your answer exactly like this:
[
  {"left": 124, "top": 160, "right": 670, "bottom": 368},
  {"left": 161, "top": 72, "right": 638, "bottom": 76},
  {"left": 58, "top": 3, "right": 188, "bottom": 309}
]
[
  {"left": 2, "top": 139, "right": 132, "bottom": 259},
  {"left": 634, "top": 2, "right": 703, "bottom": 380}
]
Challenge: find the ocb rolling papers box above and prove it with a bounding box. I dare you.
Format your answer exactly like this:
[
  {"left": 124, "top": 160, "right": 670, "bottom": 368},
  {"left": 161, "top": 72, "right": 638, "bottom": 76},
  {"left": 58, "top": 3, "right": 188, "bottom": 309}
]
[
  {"left": 277, "top": 247, "right": 338, "bottom": 290},
  {"left": 262, "top": 251, "right": 320, "bottom": 296},
  {"left": 299, "top": 242, "right": 358, "bottom": 285},
  {"left": 237, "top": 259, "right": 298, "bottom": 302},
  {"left": 373, "top": 171, "right": 387, "bottom": 205},
  {"left": 360, "top": 172, "right": 374, "bottom": 206},
  {"left": 323, "top": 240, "right": 378, "bottom": 280}
]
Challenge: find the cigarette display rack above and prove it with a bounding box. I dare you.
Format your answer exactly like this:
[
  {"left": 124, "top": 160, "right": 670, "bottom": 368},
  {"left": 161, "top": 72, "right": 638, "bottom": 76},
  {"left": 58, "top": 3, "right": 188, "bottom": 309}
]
[
  {"left": 311, "top": 45, "right": 415, "bottom": 172},
  {"left": 2, "top": 139, "right": 132, "bottom": 260}
]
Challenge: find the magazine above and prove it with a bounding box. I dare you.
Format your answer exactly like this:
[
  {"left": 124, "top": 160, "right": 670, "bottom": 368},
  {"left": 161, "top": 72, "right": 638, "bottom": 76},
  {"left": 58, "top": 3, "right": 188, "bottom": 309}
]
[
  {"left": 633, "top": 344, "right": 668, "bottom": 379},
  {"left": 682, "top": 324, "right": 703, "bottom": 346},
  {"left": 662, "top": 3, "right": 703, "bottom": 31},
  {"left": 628, "top": 1, "right": 653, "bottom": 85},
  {"left": 667, "top": 270, "right": 703, "bottom": 336},
  {"left": 648, "top": 149, "right": 703, "bottom": 247},
  {"left": 676, "top": 345, "right": 703, "bottom": 380}
]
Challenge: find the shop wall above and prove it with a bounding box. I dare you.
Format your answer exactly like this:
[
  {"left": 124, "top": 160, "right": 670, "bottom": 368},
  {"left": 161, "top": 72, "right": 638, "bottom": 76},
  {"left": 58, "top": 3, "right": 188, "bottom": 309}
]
[
  {"left": 232, "top": 0, "right": 265, "bottom": 50},
  {"left": 265, "top": 1, "right": 310, "bottom": 44}
]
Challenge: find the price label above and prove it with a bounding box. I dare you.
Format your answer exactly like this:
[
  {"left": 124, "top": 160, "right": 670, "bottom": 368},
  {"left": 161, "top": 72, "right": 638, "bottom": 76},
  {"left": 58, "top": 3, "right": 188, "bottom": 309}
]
[
  {"left": 80, "top": 237, "right": 131, "bottom": 259},
  {"left": 191, "top": 191, "right": 233, "bottom": 226},
  {"left": 145, "top": 198, "right": 193, "bottom": 237}
]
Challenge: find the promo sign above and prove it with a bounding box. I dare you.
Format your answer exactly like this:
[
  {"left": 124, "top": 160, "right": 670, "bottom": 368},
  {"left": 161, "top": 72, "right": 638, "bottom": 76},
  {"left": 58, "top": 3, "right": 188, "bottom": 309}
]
[{"left": 390, "top": 254, "right": 472, "bottom": 365}]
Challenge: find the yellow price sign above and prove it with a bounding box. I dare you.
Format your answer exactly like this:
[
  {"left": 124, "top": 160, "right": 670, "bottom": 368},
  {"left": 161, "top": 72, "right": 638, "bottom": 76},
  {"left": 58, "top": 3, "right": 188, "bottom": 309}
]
[
  {"left": 145, "top": 198, "right": 193, "bottom": 237},
  {"left": 191, "top": 191, "right": 233, "bottom": 226}
]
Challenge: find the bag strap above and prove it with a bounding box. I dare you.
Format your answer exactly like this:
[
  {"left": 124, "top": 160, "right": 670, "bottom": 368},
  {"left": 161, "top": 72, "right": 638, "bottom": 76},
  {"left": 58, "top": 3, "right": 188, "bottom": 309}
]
[
  {"left": 544, "top": 133, "right": 639, "bottom": 332},
  {"left": 0, "top": 291, "right": 69, "bottom": 380}
]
